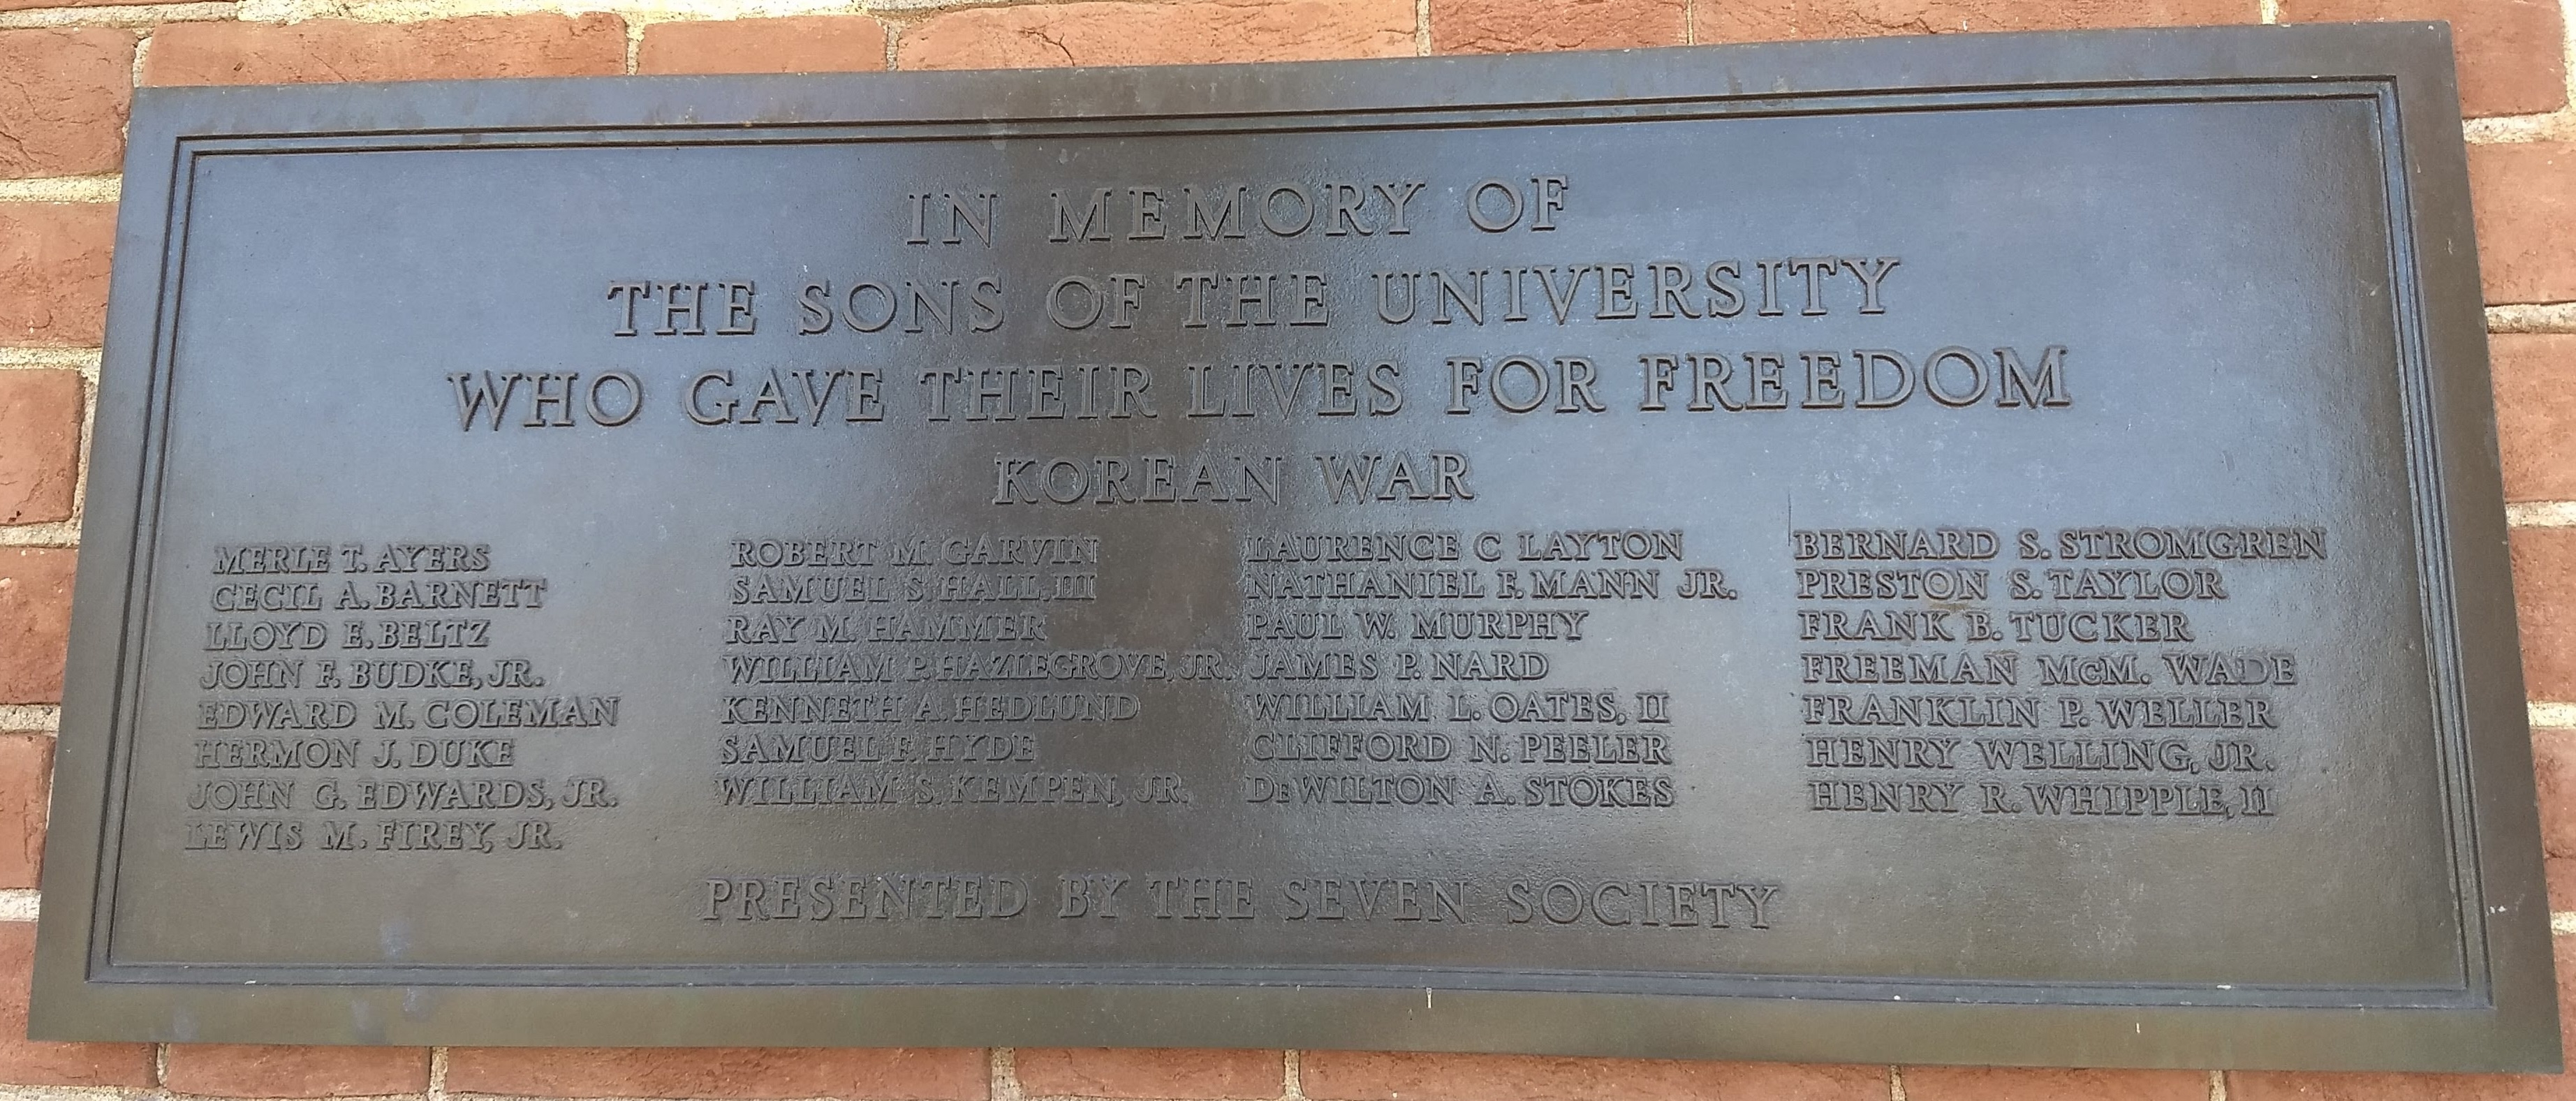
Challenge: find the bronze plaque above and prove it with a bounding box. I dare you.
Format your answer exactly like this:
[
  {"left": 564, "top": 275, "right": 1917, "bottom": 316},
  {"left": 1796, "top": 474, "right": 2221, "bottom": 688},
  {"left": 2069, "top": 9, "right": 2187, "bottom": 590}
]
[{"left": 31, "top": 22, "right": 2561, "bottom": 1070}]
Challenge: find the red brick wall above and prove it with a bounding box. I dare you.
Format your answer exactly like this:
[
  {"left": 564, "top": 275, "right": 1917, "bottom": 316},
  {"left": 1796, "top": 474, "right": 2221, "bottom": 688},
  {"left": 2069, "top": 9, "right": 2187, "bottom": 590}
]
[{"left": 3, "top": 0, "right": 2573, "bottom": 1097}]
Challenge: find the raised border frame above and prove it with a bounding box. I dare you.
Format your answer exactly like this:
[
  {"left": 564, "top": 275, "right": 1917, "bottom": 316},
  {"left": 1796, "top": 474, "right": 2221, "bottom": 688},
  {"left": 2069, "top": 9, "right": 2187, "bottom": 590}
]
[{"left": 29, "top": 22, "right": 2561, "bottom": 1070}]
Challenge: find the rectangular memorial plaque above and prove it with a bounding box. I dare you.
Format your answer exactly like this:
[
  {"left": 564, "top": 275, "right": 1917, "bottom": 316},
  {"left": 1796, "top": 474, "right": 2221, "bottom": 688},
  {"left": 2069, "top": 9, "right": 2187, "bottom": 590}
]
[{"left": 29, "top": 21, "right": 2561, "bottom": 1070}]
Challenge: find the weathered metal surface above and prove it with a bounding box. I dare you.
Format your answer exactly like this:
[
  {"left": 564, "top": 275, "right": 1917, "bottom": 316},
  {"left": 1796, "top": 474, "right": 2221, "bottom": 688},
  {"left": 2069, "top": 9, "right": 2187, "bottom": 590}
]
[{"left": 29, "top": 22, "right": 2560, "bottom": 1070}]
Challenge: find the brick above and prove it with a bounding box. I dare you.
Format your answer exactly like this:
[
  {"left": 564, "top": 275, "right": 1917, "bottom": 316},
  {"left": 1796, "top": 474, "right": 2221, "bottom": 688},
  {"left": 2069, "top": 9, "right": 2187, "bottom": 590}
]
[
  {"left": 2496, "top": 334, "right": 2576, "bottom": 502},
  {"left": 0, "top": 29, "right": 135, "bottom": 179},
  {"left": 639, "top": 17, "right": 888, "bottom": 75},
  {"left": 0, "top": 548, "right": 74, "bottom": 705},
  {"left": 0, "top": 202, "right": 115, "bottom": 347},
  {"left": 143, "top": 15, "right": 625, "bottom": 87},
  {"left": 2470, "top": 142, "right": 2576, "bottom": 306},
  {"left": 1431, "top": 0, "right": 1686, "bottom": 53},
  {"left": 165, "top": 1045, "right": 428, "bottom": 1098},
  {"left": 2517, "top": 528, "right": 2576, "bottom": 702},
  {"left": 0, "top": 370, "right": 82, "bottom": 525},
  {"left": 0, "top": 734, "right": 50, "bottom": 888},
  {"left": 898, "top": 0, "right": 1414, "bottom": 71},
  {"left": 1901, "top": 1066, "right": 2208, "bottom": 1101},
  {"left": 1298, "top": 1052, "right": 1884, "bottom": 1101},
  {"left": 444, "top": 1047, "right": 986, "bottom": 1100},
  {"left": 1698, "top": 0, "right": 2257, "bottom": 43},
  {"left": 2280, "top": 0, "right": 2565, "bottom": 117},
  {"left": 1017, "top": 1049, "right": 1276, "bottom": 1099},
  {"left": 0, "top": 924, "right": 155, "bottom": 1086},
  {"left": 2540, "top": 728, "right": 2576, "bottom": 858},
  {"left": 1906, "top": 1067, "right": 2205, "bottom": 1101},
  {"left": 2550, "top": 855, "right": 2576, "bottom": 913},
  {"left": 2232, "top": 1070, "right": 2576, "bottom": 1098},
  {"left": 2563, "top": 933, "right": 2576, "bottom": 1057}
]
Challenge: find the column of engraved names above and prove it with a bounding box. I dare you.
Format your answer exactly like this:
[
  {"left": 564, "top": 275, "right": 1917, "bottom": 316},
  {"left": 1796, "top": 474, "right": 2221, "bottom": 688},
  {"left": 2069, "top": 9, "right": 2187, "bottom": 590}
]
[
  {"left": 192, "top": 540, "right": 619, "bottom": 857},
  {"left": 1236, "top": 528, "right": 1734, "bottom": 812},
  {"left": 1796, "top": 524, "right": 2302, "bottom": 818},
  {"left": 716, "top": 535, "right": 1198, "bottom": 810},
  {"left": 1235, "top": 528, "right": 1786, "bottom": 930}
]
